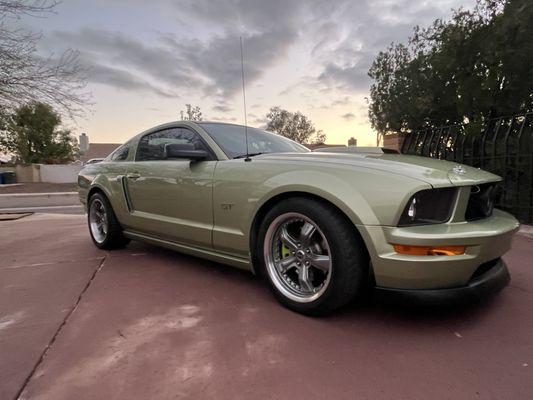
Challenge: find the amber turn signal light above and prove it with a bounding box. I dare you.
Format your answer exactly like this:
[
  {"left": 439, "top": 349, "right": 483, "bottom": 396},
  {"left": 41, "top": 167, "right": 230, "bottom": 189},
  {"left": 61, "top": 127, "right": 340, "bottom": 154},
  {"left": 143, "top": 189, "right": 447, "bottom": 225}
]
[{"left": 393, "top": 244, "right": 466, "bottom": 256}]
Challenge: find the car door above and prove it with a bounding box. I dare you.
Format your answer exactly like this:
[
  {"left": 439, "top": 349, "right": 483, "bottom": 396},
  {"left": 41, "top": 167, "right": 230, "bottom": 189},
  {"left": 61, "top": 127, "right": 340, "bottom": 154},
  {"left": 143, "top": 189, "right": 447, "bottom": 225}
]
[{"left": 124, "top": 127, "right": 217, "bottom": 249}]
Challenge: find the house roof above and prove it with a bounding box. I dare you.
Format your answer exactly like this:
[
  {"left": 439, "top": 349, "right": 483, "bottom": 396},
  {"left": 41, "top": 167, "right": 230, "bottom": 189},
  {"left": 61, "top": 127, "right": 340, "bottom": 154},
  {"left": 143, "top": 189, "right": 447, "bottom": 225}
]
[
  {"left": 80, "top": 143, "right": 121, "bottom": 162},
  {"left": 304, "top": 143, "right": 346, "bottom": 150}
]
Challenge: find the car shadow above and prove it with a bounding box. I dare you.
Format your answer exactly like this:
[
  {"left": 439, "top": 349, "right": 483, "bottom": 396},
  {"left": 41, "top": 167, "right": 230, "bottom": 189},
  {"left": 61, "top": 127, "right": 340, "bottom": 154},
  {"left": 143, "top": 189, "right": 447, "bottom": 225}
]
[{"left": 117, "top": 240, "right": 507, "bottom": 331}]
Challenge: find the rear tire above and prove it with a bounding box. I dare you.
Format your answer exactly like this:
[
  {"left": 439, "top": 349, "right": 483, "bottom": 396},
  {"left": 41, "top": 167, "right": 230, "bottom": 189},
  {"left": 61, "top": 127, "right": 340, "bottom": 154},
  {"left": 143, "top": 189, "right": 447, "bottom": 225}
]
[
  {"left": 88, "top": 192, "right": 130, "bottom": 249},
  {"left": 257, "top": 197, "right": 368, "bottom": 316}
]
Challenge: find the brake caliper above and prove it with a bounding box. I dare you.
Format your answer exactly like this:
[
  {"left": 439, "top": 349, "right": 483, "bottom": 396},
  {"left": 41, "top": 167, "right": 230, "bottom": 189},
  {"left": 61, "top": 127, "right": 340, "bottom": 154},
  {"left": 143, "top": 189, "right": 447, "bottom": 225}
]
[{"left": 281, "top": 243, "right": 291, "bottom": 259}]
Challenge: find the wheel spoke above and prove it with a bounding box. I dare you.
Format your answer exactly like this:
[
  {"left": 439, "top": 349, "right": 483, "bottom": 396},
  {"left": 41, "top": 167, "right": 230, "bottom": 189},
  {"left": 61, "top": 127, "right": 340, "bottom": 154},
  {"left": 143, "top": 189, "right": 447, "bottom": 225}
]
[
  {"left": 279, "top": 226, "right": 299, "bottom": 251},
  {"left": 309, "top": 254, "right": 330, "bottom": 274},
  {"left": 89, "top": 199, "right": 108, "bottom": 244},
  {"left": 299, "top": 222, "right": 316, "bottom": 246},
  {"left": 276, "top": 256, "right": 296, "bottom": 274},
  {"left": 298, "top": 266, "right": 314, "bottom": 293},
  {"left": 266, "top": 213, "right": 333, "bottom": 301}
]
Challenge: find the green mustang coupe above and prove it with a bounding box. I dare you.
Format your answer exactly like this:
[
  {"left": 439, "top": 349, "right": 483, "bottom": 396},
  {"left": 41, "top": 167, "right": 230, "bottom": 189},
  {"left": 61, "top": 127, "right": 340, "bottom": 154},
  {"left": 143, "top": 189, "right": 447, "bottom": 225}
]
[{"left": 78, "top": 121, "right": 520, "bottom": 315}]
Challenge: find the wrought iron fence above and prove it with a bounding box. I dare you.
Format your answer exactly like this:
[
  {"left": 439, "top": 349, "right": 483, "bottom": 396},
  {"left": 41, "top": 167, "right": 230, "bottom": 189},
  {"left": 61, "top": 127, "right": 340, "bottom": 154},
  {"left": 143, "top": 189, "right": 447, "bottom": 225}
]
[{"left": 401, "top": 113, "right": 533, "bottom": 224}]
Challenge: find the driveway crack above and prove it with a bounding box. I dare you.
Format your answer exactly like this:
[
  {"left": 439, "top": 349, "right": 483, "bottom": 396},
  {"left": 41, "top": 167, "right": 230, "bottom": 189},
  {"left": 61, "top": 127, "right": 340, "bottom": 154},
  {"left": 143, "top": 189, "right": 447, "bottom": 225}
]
[{"left": 13, "top": 256, "right": 107, "bottom": 400}]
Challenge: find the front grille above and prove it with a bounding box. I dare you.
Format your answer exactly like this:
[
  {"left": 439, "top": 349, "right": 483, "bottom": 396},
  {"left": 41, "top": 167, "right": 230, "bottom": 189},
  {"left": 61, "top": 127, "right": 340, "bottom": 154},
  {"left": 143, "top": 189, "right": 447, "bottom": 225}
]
[{"left": 465, "top": 183, "right": 502, "bottom": 221}]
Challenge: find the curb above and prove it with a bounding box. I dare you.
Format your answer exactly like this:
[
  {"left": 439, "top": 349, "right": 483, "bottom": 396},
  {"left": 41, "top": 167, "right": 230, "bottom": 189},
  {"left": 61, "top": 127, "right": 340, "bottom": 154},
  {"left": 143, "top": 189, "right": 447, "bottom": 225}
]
[
  {"left": 519, "top": 224, "right": 533, "bottom": 238},
  {"left": 0, "top": 192, "right": 79, "bottom": 208}
]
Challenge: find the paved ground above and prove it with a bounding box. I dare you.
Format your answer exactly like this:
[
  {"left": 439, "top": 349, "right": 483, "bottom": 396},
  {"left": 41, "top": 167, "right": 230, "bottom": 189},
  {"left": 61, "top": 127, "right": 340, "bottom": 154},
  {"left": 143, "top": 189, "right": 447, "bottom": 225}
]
[
  {"left": 0, "top": 205, "right": 83, "bottom": 215},
  {"left": 1, "top": 214, "right": 532, "bottom": 400}
]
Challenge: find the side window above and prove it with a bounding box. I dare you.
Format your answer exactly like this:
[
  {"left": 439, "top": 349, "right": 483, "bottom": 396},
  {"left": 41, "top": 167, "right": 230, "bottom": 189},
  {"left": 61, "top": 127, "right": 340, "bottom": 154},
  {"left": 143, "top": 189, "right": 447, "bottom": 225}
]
[
  {"left": 110, "top": 143, "right": 131, "bottom": 161},
  {"left": 136, "top": 128, "right": 209, "bottom": 161}
]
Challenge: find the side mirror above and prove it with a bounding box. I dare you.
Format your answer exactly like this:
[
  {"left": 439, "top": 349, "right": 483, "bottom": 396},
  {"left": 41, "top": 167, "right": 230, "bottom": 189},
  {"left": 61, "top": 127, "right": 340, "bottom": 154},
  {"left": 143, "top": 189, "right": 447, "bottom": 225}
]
[{"left": 165, "top": 143, "right": 208, "bottom": 161}]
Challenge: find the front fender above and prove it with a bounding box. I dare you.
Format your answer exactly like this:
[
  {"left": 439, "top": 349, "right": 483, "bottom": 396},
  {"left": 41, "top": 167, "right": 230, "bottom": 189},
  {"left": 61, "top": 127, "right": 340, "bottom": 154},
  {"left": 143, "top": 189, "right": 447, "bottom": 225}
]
[
  {"left": 213, "top": 159, "right": 430, "bottom": 261},
  {"left": 246, "top": 165, "right": 430, "bottom": 233},
  {"left": 248, "top": 170, "right": 377, "bottom": 228}
]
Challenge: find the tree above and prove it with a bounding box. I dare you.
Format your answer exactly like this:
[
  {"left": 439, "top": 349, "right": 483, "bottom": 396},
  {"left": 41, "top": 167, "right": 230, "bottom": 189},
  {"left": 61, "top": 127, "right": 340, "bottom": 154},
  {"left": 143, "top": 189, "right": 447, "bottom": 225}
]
[
  {"left": 265, "top": 106, "right": 326, "bottom": 144},
  {"left": 348, "top": 137, "right": 357, "bottom": 146},
  {"left": 311, "top": 130, "right": 326, "bottom": 145},
  {"left": 179, "top": 104, "right": 202, "bottom": 121},
  {"left": 368, "top": 0, "right": 533, "bottom": 136},
  {"left": 0, "top": 102, "right": 78, "bottom": 164},
  {"left": 0, "top": 1, "right": 88, "bottom": 118}
]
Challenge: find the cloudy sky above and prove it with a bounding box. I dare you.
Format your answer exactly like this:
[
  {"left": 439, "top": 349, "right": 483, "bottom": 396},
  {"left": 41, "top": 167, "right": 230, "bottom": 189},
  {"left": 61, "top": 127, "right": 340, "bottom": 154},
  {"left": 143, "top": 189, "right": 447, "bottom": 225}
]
[{"left": 24, "top": 0, "right": 474, "bottom": 145}]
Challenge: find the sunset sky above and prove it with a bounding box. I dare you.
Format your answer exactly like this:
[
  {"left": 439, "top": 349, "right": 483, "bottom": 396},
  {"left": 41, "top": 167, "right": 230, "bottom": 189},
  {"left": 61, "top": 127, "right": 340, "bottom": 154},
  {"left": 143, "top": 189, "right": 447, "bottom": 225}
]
[{"left": 23, "top": 0, "right": 474, "bottom": 146}]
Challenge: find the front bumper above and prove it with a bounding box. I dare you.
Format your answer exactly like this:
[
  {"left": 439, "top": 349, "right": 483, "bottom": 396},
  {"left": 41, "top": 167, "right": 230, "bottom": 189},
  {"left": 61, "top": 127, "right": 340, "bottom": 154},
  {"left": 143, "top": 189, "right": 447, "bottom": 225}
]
[
  {"left": 358, "top": 209, "right": 519, "bottom": 290},
  {"left": 374, "top": 258, "right": 510, "bottom": 305}
]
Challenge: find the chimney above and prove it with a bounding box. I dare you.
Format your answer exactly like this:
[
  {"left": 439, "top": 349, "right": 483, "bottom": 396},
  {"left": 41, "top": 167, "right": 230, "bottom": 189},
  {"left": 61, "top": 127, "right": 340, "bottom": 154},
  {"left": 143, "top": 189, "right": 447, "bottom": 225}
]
[{"left": 79, "top": 133, "right": 89, "bottom": 154}]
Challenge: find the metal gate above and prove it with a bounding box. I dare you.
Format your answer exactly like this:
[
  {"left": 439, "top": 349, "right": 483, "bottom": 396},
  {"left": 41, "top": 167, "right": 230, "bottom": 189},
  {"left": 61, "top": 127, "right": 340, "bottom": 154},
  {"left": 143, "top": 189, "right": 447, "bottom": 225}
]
[{"left": 401, "top": 113, "right": 533, "bottom": 223}]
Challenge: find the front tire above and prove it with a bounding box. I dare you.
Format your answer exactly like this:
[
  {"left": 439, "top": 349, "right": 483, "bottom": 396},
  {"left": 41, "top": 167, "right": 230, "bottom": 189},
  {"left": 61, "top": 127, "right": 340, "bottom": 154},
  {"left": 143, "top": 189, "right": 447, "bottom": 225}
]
[
  {"left": 257, "top": 197, "right": 368, "bottom": 316},
  {"left": 88, "top": 192, "right": 130, "bottom": 249}
]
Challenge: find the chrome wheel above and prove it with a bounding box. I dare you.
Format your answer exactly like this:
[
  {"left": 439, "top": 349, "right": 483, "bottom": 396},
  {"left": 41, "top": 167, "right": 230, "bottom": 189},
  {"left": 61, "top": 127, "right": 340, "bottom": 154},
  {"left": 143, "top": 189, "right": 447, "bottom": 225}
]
[
  {"left": 264, "top": 212, "right": 332, "bottom": 303},
  {"left": 89, "top": 198, "right": 108, "bottom": 244}
]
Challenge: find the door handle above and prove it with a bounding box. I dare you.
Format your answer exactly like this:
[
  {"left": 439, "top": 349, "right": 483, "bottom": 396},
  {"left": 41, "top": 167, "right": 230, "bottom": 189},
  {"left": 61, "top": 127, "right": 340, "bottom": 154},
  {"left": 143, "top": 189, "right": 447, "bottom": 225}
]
[{"left": 127, "top": 172, "right": 141, "bottom": 180}]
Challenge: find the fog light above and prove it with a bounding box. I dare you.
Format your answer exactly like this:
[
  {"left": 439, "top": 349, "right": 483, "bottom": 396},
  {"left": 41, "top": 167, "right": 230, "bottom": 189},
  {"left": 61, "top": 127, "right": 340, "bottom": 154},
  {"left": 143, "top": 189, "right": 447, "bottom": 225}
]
[{"left": 393, "top": 244, "right": 466, "bottom": 256}]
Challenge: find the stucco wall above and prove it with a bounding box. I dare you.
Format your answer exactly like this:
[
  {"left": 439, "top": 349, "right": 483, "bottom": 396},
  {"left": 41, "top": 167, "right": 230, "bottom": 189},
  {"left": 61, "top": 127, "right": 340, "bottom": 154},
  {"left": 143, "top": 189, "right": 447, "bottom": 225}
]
[
  {"left": 15, "top": 165, "right": 41, "bottom": 183},
  {"left": 39, "top": 164, "right": 82, "bottom": 183}
]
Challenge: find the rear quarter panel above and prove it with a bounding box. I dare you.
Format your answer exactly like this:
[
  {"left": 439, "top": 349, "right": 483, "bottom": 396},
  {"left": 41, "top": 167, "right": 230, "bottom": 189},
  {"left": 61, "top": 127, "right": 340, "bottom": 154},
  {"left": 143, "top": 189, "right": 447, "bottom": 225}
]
[{"left": 78, "top": 161, "right": 133, "bottom": 224}]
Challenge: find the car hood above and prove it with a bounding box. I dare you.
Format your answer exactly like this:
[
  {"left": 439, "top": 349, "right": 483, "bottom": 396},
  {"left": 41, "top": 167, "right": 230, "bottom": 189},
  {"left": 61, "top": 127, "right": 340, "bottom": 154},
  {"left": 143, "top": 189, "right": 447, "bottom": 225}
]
[{"left": 256, "top": 152, "right": 501, "bottom": 187}]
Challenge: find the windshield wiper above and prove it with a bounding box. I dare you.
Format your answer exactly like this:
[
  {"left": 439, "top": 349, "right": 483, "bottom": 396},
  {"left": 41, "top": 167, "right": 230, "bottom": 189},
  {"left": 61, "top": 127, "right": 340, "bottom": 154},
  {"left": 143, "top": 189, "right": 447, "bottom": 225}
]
[{"left": 233, "top": 152, "right": 266, "bottom": 159}]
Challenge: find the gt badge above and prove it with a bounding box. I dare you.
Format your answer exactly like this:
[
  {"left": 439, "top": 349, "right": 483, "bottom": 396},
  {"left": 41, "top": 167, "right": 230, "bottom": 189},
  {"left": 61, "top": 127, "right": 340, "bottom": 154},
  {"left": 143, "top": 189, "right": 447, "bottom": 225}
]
[{"left": 221, "top": 203, "right": 234, "bottom": 211}]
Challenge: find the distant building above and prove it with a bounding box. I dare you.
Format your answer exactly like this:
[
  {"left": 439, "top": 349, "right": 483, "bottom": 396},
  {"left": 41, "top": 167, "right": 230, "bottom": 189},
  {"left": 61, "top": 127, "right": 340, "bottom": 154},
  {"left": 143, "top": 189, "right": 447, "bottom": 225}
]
[
  {"left": 77, "top": 133, "right": 120, "bottom": 162},
  {"left": 305, "top": 143, "right": 345, "bottom": 151},
  {"left": 383, "top": 133, "right": 405, "bottom": 153},
  {"left": 79, "top": 133, "right": 89, "bottom": 154},
  {"left": 80, "top": 143, "right": 121, "bottom": 163}
]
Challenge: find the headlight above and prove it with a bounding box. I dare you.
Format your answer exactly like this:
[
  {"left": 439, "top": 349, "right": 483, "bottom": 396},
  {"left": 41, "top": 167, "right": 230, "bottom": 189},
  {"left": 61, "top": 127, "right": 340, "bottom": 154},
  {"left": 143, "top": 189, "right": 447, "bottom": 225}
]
[{"left": 398, "top": 187, "right": 457, "bottom": 226}]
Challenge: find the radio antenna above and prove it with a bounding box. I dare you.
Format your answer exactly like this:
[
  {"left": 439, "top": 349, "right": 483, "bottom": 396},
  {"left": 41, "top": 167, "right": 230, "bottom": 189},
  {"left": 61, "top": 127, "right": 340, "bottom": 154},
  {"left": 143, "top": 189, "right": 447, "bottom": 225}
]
[{"left": 240, "top": 36, "right": 251, "bottom": 162}]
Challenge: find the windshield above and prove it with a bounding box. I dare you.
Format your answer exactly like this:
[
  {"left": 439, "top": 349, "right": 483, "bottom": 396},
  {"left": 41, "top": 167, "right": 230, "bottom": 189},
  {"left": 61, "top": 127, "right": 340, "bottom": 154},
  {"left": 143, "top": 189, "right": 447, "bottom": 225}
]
[{"left": 198, "top": 123, "right": 310, "bottom": 159}]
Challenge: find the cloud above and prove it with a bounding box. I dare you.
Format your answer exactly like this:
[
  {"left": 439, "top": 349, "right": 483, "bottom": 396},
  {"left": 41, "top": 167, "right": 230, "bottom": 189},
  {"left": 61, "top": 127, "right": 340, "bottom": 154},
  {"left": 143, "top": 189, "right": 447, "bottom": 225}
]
[
  {"left": 37, "top": 0, "right": 472, "bottom": 108},
  {"left": 162, "top": 27, "right": 297, "bottom": 99},
  {"left": 50, "top": 29, "right": 295, "bottom": 103},
  {"left": 247, "top": 112, "right": 267, "bottom": 127},
  {"left": 85, "top": 62, "right": 177, "bottom": 98},
  {"left": 318, "top": 62, "right": 372, "bottom": 91},
  {"left": 212, "top": 104, "right": 233, "bottom": 113},
  {"left": 175, "top": 0, "right": 303, "bottom": 32},
  {"left": 210, "top": 115, "right": 237, "bottom": 122},
  {"left": 305, "top": 0, "right": 473, "bottom": 92},
  {"left": 331, "top": 96, "right": 353, "bottom": 107},
  {"left": 342, "top": 112, "right": 356, "bottom": 120},
  {"left": 43, "top": 0, "right": 302, "bottom": 101}
]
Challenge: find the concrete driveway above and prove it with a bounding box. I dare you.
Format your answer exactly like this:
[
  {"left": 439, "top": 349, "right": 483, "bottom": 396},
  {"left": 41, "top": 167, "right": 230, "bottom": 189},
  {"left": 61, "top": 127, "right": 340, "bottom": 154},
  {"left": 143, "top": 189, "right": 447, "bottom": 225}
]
[{"left": 1, "top": 214, "right": 532, "bottom": 400}]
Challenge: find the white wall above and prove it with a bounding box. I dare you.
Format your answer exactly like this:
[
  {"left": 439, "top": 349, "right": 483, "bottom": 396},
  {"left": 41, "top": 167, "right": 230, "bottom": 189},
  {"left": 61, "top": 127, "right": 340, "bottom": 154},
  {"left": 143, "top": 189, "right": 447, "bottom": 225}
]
[
  {"left": 39, "top": 164, "right": 82, "bottom": 183},
  {"left": 15, "top": 164, "right": 40, "bottom": 182}
]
